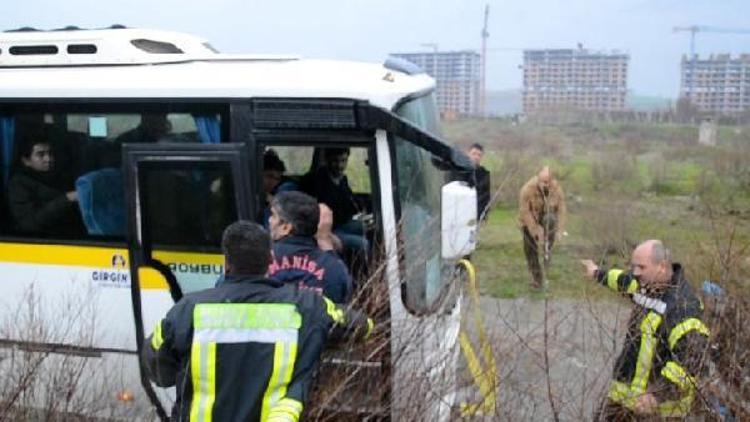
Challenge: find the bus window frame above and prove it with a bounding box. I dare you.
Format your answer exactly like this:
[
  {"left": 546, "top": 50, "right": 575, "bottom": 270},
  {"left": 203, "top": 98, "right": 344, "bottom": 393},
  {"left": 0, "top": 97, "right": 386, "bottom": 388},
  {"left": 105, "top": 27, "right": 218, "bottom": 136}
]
[
  {"left": 253, "top": 132, "right": 381, "bottom": 246},
  {"left": 0, "top": 99, "right": 231, "bottom": 248}
]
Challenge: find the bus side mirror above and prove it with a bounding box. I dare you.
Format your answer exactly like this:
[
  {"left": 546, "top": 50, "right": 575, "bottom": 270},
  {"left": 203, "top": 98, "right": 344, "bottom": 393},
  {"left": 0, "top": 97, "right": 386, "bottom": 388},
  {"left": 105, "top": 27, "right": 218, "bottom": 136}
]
[{"left": 441, "top": 181, "right": 477, "bottom": 259}]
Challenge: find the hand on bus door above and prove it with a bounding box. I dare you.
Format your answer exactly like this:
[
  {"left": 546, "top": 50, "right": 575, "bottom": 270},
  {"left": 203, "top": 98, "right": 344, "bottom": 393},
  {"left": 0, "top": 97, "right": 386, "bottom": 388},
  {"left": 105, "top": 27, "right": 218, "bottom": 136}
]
[{"left": 66, "top": 190, "right": 78, "bottom": 202}]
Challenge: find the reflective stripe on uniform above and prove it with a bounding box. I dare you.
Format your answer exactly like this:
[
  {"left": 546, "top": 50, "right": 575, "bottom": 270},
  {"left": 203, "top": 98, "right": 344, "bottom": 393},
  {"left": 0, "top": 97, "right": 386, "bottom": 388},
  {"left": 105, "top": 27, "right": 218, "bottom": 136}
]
[
  {"left": 193, "top": 303, "right": 301, "bottom": 330},
  {"left": 261, "top": 341, "right": 299, "bottom": 421},
  {"left": 323, "top": 297, "right": 346, "bottom": 324},
  {"left": 151, "top": 320, "right": 164, "bottom": 350},
  {"left": 365, "top": 318, "right": 374, "bottom": 340},
  {"left": 267, "top": 397, "right": 303, "bottom": 422},
  {"left": 661, "top": 360, "right": 695, "bottom": 391},
  {"left": 607, "top": 269, "right": 623, "bottom": 291},
  {"left": 189, "top": 303, "right": 301, "bottom": 421},
  {"left": 657, "top": 395, "right": 693, "bottom": 418},
  {"left": 668, "top": 318, "right": 709, "bottom": 350},
  {"left": 626, "top": 279, "right": 639, "bottom": 294},
  {"left": 608, "top": 313, "right": 702, "bottom": 417},
  {"left": 607, "top": 380, "right": 638, "bottom": 409},
  {"left": 631, "top": 311, "right": 663, "bottom": 394},
  {"left": 190, "top": 341, "right": 217, "bottom": 422},
  {"left": 632, "top": 293, "right": 667, "bottom": 314},
  {"left": 194, "top": 328, "right": 297, "bottom": 344}
]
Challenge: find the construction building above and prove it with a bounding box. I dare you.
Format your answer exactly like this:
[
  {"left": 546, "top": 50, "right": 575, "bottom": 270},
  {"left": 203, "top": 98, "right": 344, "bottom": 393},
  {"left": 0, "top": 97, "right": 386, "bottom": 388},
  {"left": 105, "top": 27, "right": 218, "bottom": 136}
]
[
  {"left": 680, "top": 54, "right": 750, "bottom": 115},
  {"left": 522, "top": 48, "right": 629, "bottom": 114},
  {"left": 391, "top": 50, "right": 480, "bottom": 118}
]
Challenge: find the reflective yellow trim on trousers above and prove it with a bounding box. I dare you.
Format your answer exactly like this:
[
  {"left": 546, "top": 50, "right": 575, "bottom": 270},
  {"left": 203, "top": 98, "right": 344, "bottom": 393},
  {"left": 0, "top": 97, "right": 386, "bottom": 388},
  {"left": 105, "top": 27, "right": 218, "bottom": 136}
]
[
  {"left": 261, "top": 341, "right": 298, "bottom": 421},
  {"left": 267, "top": 397, "right": 303, "bottom": 421},
  {"left": 607, "top": 269, "right": 623, "bottom": 291},
  {"left": 189, "top": 341, "right": 217, "bottom": 422},
  {"left": 151, "top": 320, "right": 164, "bottom": 350},
  {"left": 631, "top": 311, "right": 662, "bottom": 394},
  {"left": 668, "top": 318, "right": 709, "bottom": 350}
]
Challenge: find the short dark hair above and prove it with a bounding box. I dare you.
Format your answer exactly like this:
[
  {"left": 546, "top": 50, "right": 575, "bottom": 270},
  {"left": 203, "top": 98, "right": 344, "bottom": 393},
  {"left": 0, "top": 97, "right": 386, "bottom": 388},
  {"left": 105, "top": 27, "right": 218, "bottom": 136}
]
[
  {"left": 263, "top": 149, "right": 286, "bottom": 173},
  {"left": 469, "top": 143, "right": 484, "bottom": 152},
  {"left": 271, "top": 191, "right": 319, "bottom": 237},
  {"left": 323, "top": 147, "right": 350, "bottom": 159},
  {"left": 221, "top": 221, "right": 271, "bottom": 275},
  {"left": 17, "top": 125, "right": 54, "bottom": 159}
]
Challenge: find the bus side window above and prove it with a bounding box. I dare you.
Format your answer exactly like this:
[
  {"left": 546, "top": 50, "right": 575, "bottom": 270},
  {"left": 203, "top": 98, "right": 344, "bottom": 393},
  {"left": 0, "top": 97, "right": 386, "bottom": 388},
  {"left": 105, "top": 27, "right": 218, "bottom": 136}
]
[{"left": 0, "top": 111, "right": 221, "bottom": 241}]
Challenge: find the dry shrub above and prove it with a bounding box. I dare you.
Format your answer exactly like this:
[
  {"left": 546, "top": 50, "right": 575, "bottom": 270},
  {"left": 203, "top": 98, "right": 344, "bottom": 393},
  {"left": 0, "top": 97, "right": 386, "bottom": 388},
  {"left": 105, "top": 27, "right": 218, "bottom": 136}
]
[
  {"left": 590, "top": 152, "right": 637, "bottom": 193},
  {"left": 577, "top": 201, "right": 637, "bottom": 259},
  {"left": 0, "top": 284, "right": 151, "bottom": 421}
]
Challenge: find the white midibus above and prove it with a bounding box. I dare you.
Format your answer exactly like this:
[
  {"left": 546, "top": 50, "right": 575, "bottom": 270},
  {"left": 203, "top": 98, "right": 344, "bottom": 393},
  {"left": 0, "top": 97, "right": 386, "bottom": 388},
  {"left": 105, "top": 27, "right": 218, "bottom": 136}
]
[{"left": 0, "top": 27, "right": 477, "bottom": 420}]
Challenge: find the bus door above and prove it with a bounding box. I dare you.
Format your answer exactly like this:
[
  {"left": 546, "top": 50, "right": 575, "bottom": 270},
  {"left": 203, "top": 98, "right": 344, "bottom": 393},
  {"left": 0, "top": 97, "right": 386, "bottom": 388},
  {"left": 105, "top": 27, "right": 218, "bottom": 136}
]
[
  {"left": 122, "top": 143, "right": 253, "bottom": 419},
  {"left": 372, "top": 103, "right": 476, "bottom": 420}
]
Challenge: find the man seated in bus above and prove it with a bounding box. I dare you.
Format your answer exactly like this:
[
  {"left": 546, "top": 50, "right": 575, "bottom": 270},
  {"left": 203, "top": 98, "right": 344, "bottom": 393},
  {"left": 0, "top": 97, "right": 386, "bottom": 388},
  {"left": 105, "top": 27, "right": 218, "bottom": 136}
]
[
  {"left": 267, "top": 191, "right": 352, "bottom": 303},
  {"left": 261, "top": 149, "right": 298, "bottom": 227},
  {"left": 300, "top": 147, "right": 369, "bottom": 260},
  {"left": 115, "top": 113, "right": 172, "bottom": 144},
  {"left": 8, "top": 132, "right": 85, "bottom": 237}
]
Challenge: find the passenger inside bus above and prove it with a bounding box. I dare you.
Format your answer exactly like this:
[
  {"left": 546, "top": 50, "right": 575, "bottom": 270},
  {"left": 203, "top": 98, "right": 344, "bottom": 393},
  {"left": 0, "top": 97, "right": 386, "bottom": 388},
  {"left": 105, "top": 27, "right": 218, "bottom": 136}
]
[
  {"left": 7, "top": 128, "right": 85, "bottom": 237},
  {"left": 115, "top": 113, "right": 172, "bottom": 144},
  {"left": 300, "top": 147, "right": 370, "bottom": 260},
  {"left": 261, "top": 149, "right": 298, "bottom": 227}
]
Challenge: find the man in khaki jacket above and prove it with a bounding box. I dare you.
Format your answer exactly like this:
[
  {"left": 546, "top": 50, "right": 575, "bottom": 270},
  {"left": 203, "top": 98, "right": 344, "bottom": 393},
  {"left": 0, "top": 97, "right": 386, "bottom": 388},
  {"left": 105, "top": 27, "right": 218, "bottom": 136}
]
[{"left": 518, "top": 166, "right": 566, "bottom": 288}]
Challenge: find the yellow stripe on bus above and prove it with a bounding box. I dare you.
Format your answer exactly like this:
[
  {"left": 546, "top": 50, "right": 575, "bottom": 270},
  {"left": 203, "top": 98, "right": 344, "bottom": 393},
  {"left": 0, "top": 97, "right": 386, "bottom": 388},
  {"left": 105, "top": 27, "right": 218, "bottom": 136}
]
[
  {"left": 0, "top": 242, "right": 223, "bottom": 290},
  {"left": 0, "top": 242, "right": 127, "bottom": 267}
]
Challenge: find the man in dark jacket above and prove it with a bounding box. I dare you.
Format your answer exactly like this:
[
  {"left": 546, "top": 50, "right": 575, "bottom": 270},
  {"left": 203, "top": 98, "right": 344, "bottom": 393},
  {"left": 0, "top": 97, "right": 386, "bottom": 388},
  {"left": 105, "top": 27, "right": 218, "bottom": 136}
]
[
  {"left": 8, "top": 136, "right": 83, "bottom": 237},
  {"left": 300, "top": 148, "right": 368, "bottom": 256},
  {"left": 467, "top": 143, "right": 491, "bottom": 221},
  {"left": 142, "top": 221, "right": 372, "bottom": 421},
  {"left": 581, "top": 240, "right": 710, "bottom": 420},
  {"left": 268, "top": 191, "right": 353, "bottom": 303}
]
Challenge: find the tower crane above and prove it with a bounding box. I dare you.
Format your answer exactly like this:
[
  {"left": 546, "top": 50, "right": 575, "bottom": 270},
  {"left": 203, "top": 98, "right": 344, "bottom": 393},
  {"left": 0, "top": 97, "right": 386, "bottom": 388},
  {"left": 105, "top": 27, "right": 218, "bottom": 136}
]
[
  {"left": 673, "top": 25, "right": 750, "bottom": 99},
  {"left": 673, "top": 25, "right": 750, "bottom": 59},
  {"left": 480, "top": 4, "right": 489, "bottom": 117}
]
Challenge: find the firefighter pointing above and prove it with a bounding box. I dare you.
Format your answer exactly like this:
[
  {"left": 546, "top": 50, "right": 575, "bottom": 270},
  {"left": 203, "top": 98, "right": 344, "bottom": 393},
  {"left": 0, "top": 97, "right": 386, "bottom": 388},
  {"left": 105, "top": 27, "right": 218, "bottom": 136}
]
[{"left": 581, "top": 240, "right": 710, "bottom": 420}]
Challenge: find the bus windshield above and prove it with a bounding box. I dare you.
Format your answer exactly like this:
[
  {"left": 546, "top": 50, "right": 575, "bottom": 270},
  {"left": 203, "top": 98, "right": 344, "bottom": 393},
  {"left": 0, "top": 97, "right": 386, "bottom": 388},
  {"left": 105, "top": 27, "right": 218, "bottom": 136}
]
[{"left": 393, "top": 92, "right": 449, "bottom": 311}]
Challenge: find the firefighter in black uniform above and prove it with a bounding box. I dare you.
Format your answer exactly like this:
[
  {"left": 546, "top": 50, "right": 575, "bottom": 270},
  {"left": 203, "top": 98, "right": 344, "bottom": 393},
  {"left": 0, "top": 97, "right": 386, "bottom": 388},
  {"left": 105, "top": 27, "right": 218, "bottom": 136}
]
[
  {"left": 142, "top": 221, "right": 372, "bottom": 421},
  {"left": 581, "top": 239, "right": 710, "bottom": 420},
  {"left": 267, "top": 191, "right": 352, "bottom": 304}
]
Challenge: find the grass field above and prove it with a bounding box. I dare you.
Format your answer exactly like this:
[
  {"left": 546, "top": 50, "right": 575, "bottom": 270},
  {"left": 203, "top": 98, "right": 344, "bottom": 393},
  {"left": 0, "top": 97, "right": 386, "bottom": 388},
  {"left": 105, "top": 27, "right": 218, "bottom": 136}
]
[{"left": 443, "top": 119, "right": 750, "bottom": 299}]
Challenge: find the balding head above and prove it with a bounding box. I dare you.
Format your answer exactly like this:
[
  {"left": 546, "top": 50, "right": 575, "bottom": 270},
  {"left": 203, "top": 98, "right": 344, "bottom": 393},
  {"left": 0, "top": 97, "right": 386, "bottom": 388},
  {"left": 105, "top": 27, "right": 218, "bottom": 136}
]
[
  {"left": 537, "top": 166, "right": 552, "bottom": 193},
  {"left": 631, "top": 239, "right": 673, "bottom": 289}
]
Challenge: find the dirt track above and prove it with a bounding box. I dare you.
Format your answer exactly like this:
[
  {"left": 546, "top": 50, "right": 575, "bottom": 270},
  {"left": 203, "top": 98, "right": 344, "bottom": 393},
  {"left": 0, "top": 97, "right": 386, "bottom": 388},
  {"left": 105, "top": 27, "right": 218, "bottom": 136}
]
[{"left": 457, "top": 296, "right": 631, "bottom": 421}]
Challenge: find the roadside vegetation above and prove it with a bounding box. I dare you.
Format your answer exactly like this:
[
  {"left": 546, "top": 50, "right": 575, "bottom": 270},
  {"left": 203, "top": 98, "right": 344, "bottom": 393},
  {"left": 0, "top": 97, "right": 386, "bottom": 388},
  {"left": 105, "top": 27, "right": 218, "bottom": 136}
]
[
  {"left": 444, "top": 118, "right": 750, "bottom": 420},
  {"left": 443, "top": 118, "right": 750, "bottom": 300}
]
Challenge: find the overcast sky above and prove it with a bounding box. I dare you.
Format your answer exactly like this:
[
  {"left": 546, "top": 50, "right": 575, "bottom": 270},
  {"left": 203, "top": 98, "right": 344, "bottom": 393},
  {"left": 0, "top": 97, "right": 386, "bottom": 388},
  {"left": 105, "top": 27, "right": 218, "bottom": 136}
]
[{"left": 2, "top": 0, "right": 748, "bottom": 97}]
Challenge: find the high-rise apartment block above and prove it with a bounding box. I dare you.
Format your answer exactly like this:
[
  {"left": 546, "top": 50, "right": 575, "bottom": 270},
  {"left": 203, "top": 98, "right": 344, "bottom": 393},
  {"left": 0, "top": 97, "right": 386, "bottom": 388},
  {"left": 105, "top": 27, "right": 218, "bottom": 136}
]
[
  {"left": 522, "top": 49, "right": 629, "bottom": 113},
  {"left": 391, "top": 50, "right": 480, "bottom": 117},
  {"left": 681, "top": 54, "right": 750, "bottom": 115}
]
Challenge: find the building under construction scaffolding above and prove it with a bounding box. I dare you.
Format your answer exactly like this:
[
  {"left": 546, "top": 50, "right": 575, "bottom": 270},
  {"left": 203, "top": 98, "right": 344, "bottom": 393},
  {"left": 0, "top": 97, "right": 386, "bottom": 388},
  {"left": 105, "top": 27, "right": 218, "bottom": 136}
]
[
  {"left": 681, "top": 54, "right": 750, "bottom": 115},
  {"left": 391, "top": 50, "right": 480, "bottom": 118},
  {"left": 522, "top": 48, "right": 629, "bottom": 114}
]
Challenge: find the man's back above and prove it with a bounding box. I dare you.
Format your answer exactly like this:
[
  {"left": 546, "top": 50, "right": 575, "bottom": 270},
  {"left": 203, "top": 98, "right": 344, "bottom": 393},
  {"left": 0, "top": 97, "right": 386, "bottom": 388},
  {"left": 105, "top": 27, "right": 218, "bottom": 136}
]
[
  {"left": 269, "top": 235, "right": 352, "bottom": 303},
  {"left": 143, "top": 274, "right": 370, "bottom": 421}
]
